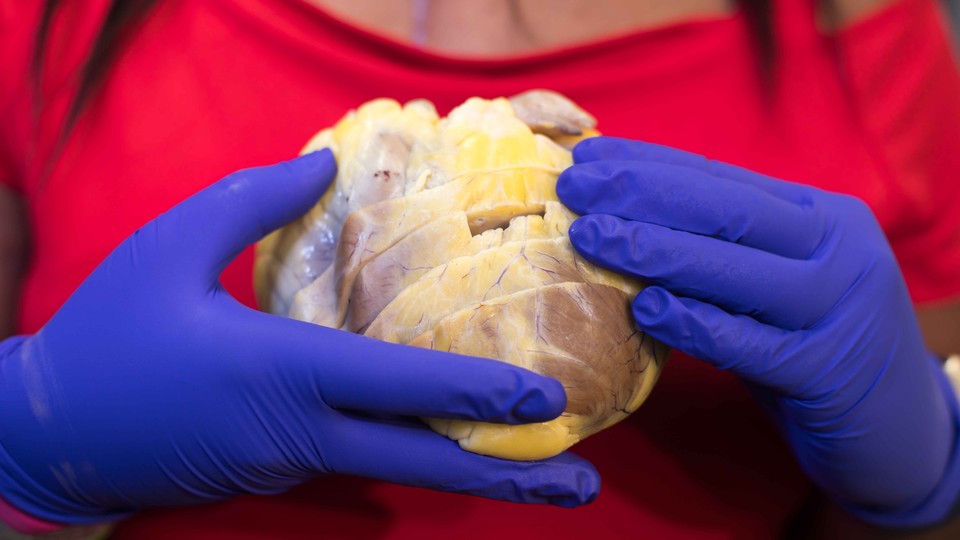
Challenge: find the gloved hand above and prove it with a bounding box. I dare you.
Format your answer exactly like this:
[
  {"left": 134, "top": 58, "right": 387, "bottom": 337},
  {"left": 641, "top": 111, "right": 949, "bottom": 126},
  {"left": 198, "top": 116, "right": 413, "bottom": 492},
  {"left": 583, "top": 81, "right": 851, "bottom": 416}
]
[
  {"left": 557, "top": 137, "right": 960, "bottom": 527},
  {"left": 0, "top": 150, "right": 598, "bottom": 528}
]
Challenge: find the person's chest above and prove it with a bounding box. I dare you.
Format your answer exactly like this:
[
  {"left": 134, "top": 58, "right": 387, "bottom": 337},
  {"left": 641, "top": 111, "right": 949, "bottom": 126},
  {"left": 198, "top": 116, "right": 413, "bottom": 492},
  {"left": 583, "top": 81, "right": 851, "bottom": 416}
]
[{"left": 15, "top": 0, "right": 889, "bottom": 332}]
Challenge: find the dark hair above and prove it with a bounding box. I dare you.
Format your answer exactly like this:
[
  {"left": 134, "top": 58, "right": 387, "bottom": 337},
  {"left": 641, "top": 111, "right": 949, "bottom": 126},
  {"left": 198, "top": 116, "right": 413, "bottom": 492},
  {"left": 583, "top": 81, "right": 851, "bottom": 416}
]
[
  {"left": 34, "top": 0, "right": 779, "bottom": 137},
  {"left": 33, "top": 0, "right": 159, "bottom": 133},
  {"left": 740, "top": 0, "right": 776, "bottom": 80}
]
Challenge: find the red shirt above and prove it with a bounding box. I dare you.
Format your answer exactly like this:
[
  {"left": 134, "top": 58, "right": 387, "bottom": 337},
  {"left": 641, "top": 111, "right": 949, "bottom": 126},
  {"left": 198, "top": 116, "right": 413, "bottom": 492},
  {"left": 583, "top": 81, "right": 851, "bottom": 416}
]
[{"left": 2, "top": 0, "right": 960, "bottom": 538}]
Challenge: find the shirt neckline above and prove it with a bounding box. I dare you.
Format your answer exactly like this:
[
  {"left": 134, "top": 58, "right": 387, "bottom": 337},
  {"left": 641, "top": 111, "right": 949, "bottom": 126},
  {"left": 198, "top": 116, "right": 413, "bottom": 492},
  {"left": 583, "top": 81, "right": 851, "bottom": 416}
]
[{"left": 252, "top": 0, "right": 745, "bottom": 71}]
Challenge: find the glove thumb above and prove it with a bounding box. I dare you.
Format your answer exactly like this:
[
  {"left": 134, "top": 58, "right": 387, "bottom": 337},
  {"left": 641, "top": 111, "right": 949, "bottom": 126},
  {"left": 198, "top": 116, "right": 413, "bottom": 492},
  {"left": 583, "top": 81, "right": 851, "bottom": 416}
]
[{"left": 153, "top": 150, "right": 337, "bottom": 282}]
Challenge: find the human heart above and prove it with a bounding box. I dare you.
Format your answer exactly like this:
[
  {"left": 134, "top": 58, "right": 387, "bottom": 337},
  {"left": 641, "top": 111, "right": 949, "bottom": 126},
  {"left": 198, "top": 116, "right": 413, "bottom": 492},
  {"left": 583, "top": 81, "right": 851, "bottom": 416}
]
[{"left": 255, "top": 91, "right": 667, "bottom": 460}]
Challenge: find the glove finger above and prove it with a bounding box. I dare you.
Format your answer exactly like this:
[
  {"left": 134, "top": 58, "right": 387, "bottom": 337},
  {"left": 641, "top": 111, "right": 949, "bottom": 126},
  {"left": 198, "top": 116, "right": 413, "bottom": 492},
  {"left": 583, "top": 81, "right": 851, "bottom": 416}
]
[
  {"left": 632, "top": 286, "right": 805, "bottom": 395},
  {"left": 572, "top": 137, "right": 813, "bottom": 204},
  {"left": 240, "top": 310, "right": 567, "bottom": 424},
  {"left": 157, "top": 150, "right": 336, "bottom": 284},
  {"left": 568, "top": 214, "right": 839, "bottom": 329},
  {"left": 557, "top": 159, "right": 823, "bottom": 260},
  {"left": 326, "top": 414, "right": 600, "bottom": 508}
]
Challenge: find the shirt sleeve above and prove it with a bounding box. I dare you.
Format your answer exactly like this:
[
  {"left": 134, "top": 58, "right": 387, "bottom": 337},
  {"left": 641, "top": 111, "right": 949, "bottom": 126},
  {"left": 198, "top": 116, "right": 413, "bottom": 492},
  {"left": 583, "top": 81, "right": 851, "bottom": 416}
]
[{"left": 836, "top": 0, "right": 960, "bottom": 304}]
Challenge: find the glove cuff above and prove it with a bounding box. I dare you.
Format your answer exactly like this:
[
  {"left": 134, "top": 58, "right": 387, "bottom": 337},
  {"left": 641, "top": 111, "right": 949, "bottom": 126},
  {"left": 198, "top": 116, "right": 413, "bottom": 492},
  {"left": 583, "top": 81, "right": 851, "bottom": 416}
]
[
  {"left": 0, "top": 336, "right": 60, "bottom": 536},
  {"left": 849, "top": 354, "right": 960, "bottom": 528},
  {"left": 0, "top": 448, "right": 127, "bottom": 535},
  {"left": 0, "top": 335, "right": 29, "bottom": 358},
  {"left": 0, "top": 495, "right": 62, "bottom": 535},
  {"left": 0, "top": 336, "right": 132, "bottom": 530}
]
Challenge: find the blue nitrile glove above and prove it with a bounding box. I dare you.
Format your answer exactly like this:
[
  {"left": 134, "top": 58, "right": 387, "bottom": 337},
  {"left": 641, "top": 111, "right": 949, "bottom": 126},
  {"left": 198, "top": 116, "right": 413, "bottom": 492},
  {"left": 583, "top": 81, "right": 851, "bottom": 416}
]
[
  {"left": 557, "top": 137, "right": 960, "bottom": 527},
  {"left": 0, "top": 150, "right": 598, "bottom": 527}
]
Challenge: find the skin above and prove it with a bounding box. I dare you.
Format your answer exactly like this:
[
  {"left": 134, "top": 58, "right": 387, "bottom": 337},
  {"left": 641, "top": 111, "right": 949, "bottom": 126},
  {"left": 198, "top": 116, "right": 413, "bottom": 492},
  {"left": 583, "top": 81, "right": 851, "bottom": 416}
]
[
  {"left": 312, "top": 0, "right": 736, "bottom": 57},
  {"left": 0, "top": 184, "right": 25, "bottom": 339},
  {"left": 310, "top": 0, "right": 902, "bottom": 56},
  {"left": 1, "top": 0, "right": 955, "bottom": 535}
]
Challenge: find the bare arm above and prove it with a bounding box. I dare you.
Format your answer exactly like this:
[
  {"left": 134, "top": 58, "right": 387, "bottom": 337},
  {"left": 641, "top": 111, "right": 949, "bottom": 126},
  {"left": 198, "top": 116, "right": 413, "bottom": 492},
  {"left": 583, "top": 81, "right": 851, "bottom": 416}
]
[
  {"left": 918, "top": 302, "right": 960, "bottom": 357},
  {"left": 0, "top": 184, "right": 26, "bottom": 339}
]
